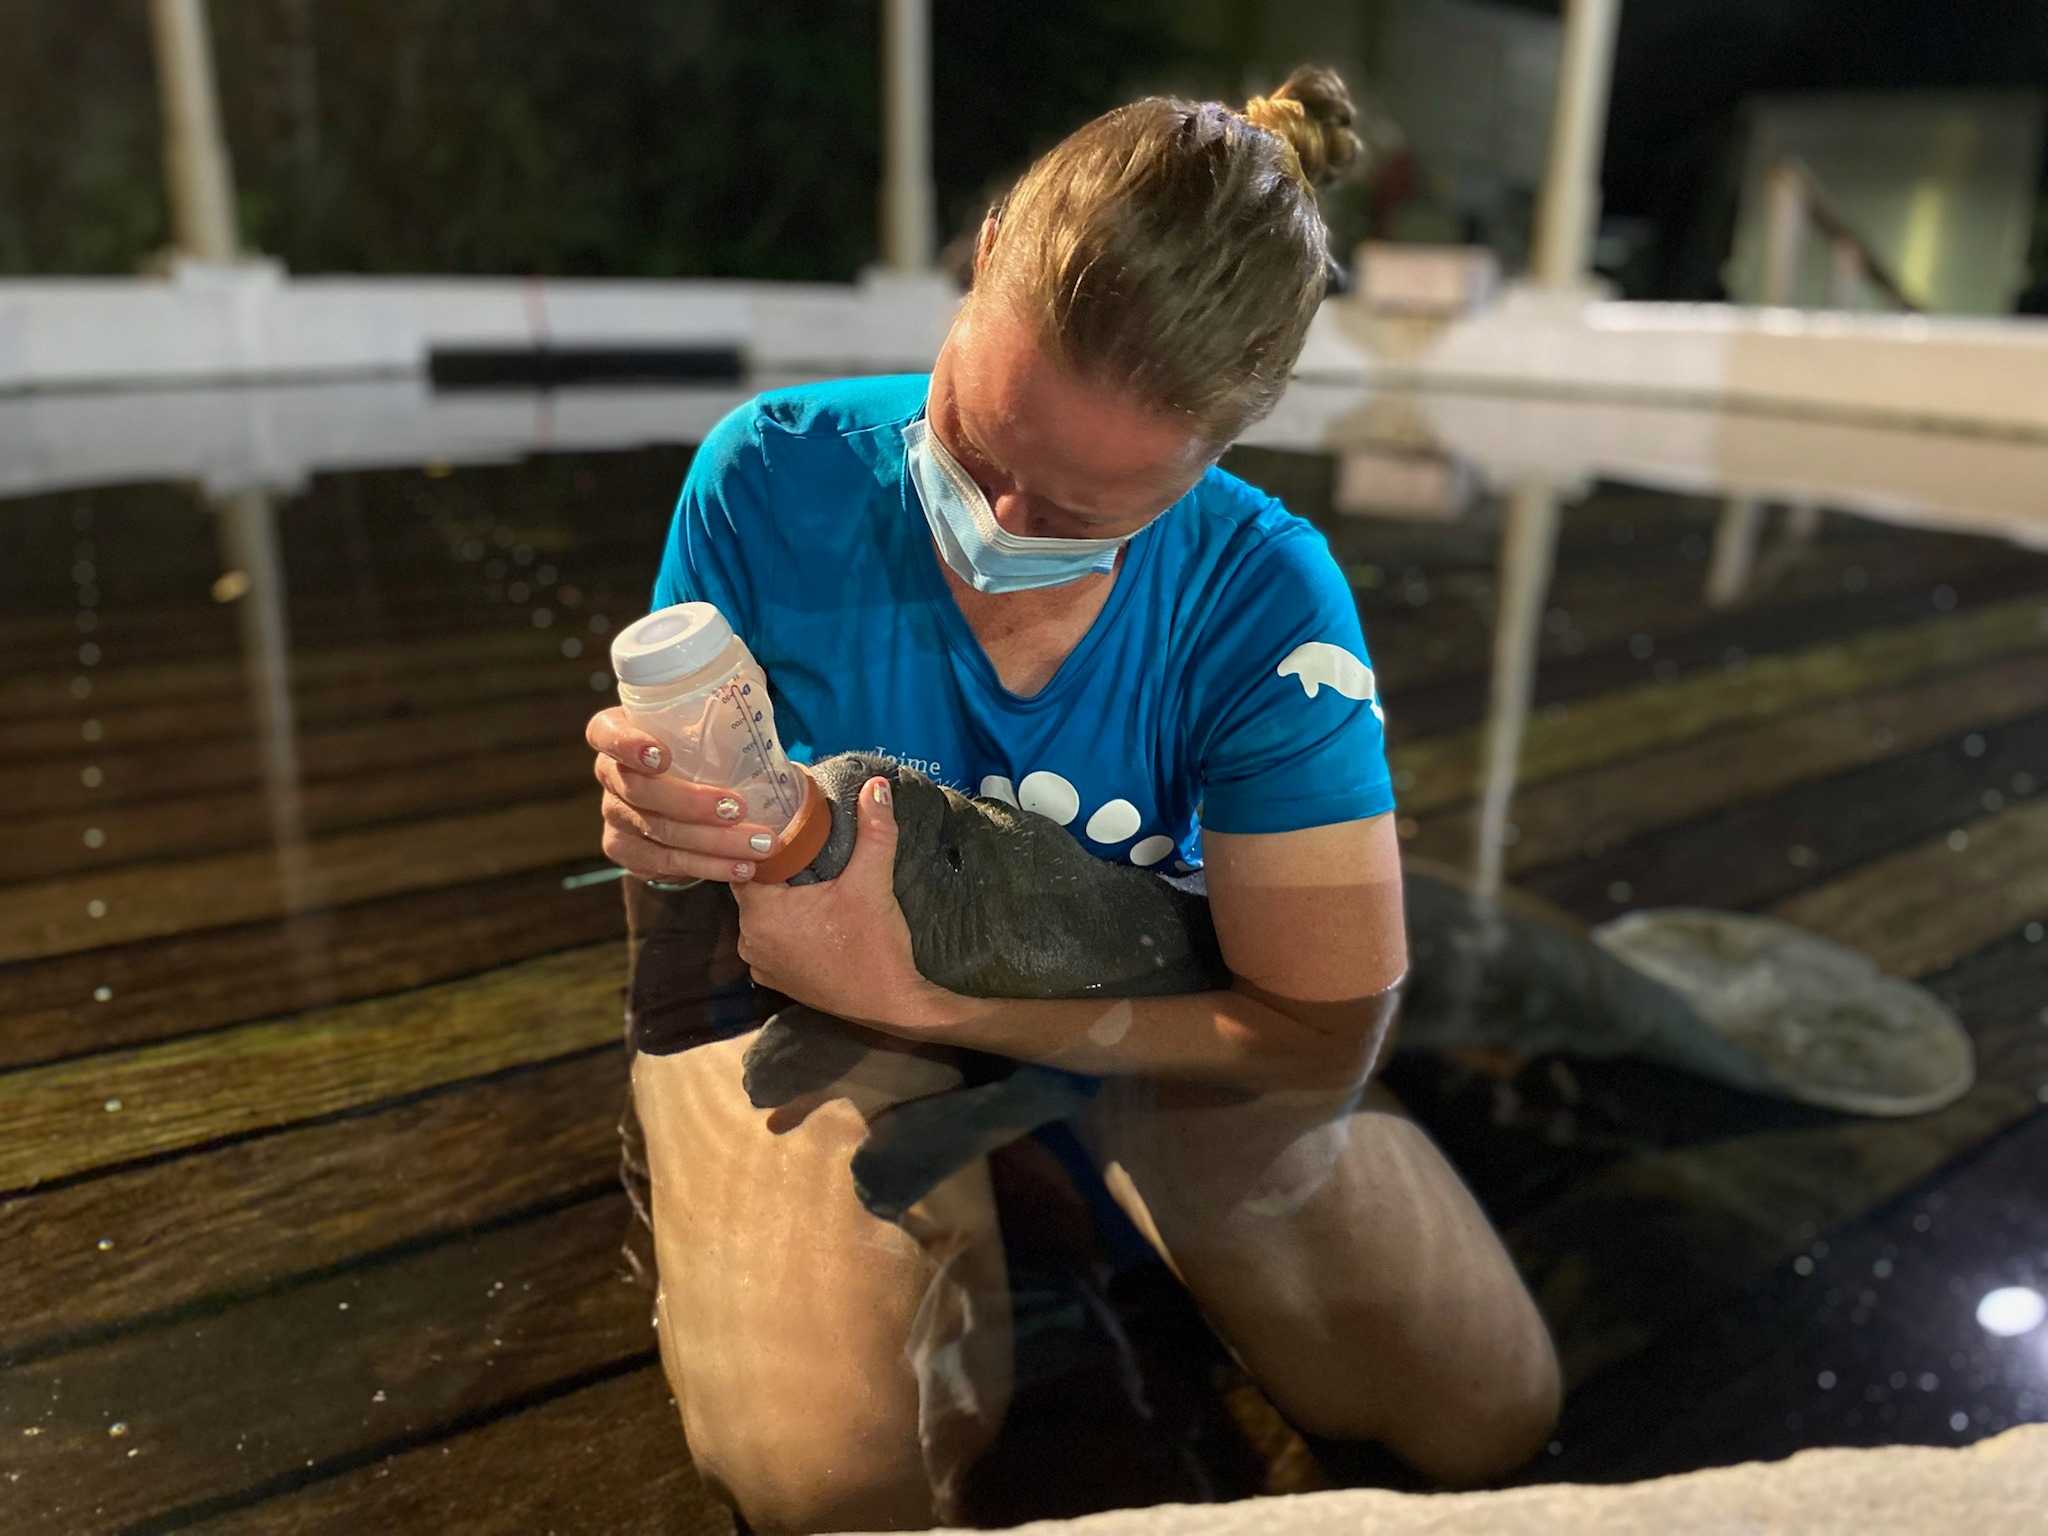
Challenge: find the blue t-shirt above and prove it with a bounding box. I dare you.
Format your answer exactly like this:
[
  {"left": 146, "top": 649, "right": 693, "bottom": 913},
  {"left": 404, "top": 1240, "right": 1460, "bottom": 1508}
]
[{"left": 652, "top": 374, "right": 1392, "bottom": 872}]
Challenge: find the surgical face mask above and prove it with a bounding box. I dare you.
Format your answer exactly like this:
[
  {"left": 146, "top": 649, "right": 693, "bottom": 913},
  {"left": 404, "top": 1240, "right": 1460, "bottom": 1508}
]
[{"left": 904, "top": 417, "right": 1153, "bottom": 594}]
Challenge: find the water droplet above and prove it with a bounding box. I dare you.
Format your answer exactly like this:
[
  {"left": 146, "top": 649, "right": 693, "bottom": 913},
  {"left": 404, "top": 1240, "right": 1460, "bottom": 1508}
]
[
  {"left": 104, "top": 1097, "right": 122, "bottom": 1112},
  {"left": 69, "top": 676, "right": 93, "bottom": 700},
  {"left": 531, "top": 608, "right": 554, "bottom": 629},
  {"left": 1919, "top": 1372, "right": 1940, "bottom": 1391},
  {"left": 507, "top": 581, "right": 531, "bottom": 603},
  {"left": 372, "top": 1389, "right": 387, "bottom": 1403},
  {"left": 73, "top": 560, "right": 97, "bottom": 584},
  {"left": 588, "top": 671, "right": 613, "bottom": 693},
  {"left": 560, "top": 637, "right": 583, "bottom": 660},
  {"left": 1912, "top": 1211, "right": 1932, "bottom": 1232},
  {"left": 1793, "top": 1255, "right": 1815, "bottom": 1276},
  {"left": 1607, "top": 881, "right": 1633, "bottom": 904},
  {"left": 108, "top": 1422, "right": 128, "bottom": 1438},
  {"left": 513, "top": 544, "right": 534, "bottom": 566},
  {"left": 127, "top": 1447, "right": 139, "bottom": 1458},
  {"left": 1962, "top": 734, "right": 1987, "bottom": 759},
  {"left": 81, "top": 766, "right": 103, "bottom": 788},
  {"left": 1948, "top": 830, "right": 1970, "bottom": 852},
  {"left": 96, "top": 1238, "right": 113, "bottom": 1252},
  {"left": 2024, "top": 923, "right": 2043, "bottom": 945},
  {"left": 337, "top": 1301, "right": 349, "bottom": 1311},
  {"left": 93, "top": 986, "right": 112, "bottom": 1003},
  {"left": 535, "top": 564, "right": 558, "bottom": 586},
  {"left": 587, "top": 614, "right": 612, "bottom": 635},
  {"left": 23, "top": 1426, "right": 43, "bottom": 1437},
  {"left": 81, "top": 719, "right": 103, "bottom": 742},
  {"left": 1873, "top": 1258, "right": 1893, "bottom": 1278},
  {"left": 1787, "top": 845, "right": 1816, "bottom": 868},
  {"left": 82, "top": 828, "right": 106, "bottom": 850},
  {"left": 1817, "top": 1370, "right": 1837, "bottom": 1390},
  {"left": 86, "top": 899, "right": 107, "bottom": 919},
  {"left": 2014, "top": 772, "right": 2038, "bottom": 797},
  {"left": 78, "top": 642, "right": 102, "bottom": 666},
  {"left": 1982, "top": 790, "right": 2006, "bottom": 813},
  {"left": 1628, "top": 633, "right": 1654, "bottom": 660},
  {"left": 1396, "top": 817, "right": 1419, "bottom": 841},
  {"left": 1951, "top": 1411, "right": 1970, "bottom": 1432},
  {"left": 460, "top": 539, "right": 483, "bottom": 561}
]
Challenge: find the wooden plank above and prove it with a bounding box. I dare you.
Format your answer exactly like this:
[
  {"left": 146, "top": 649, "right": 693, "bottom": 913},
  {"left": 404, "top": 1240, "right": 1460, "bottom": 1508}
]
[
  {"left": 1361, "top": 511, "right": 2028, "bottom": 737},
  {"left": 1407, "top": 651, "right": 2048, "bottom": 877},
  {"left": 3, "top": 665, "right": 600, "bottom": 760},
  {"left": 0, "top": 793, "right": 598, "bottom": 965},
  {"left": 0, "top": 1194, "right": 657, "bottom": 1536},
  {"left": 0, "top": 691, "right": 599, "bottom": 819},
  {"left": 0, "top": 1052, "right": 625, "bottom": 1362},
  {"left": 1519, "top": 707, "right": 2048, "bottom": 922},
  {"left": 2, "top": 865, "right": 625, "bottom": 1071},
  {"left": 0, "top": 626, "right": 578, "bottom": 720},
  {"left": 1769, "top": 798, "right": 2048, "bottom": 979},
  {"left": 1, "top": 739, "right": 589, "bottom": 885},
  {"left": 182, "top": 1367, "right": 732, "bottom": 1536},
  {"left": 1390, "top": 594, "right": 2048, "bottom": 816},
  {"left": 0, "top": 943, "right": 619, "bottom": 1190}
]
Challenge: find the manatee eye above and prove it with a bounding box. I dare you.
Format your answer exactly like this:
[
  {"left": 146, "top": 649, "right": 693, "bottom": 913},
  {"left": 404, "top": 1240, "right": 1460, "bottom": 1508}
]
[{"left": 943, "top": 844, "right": 963, "bottom": 873}]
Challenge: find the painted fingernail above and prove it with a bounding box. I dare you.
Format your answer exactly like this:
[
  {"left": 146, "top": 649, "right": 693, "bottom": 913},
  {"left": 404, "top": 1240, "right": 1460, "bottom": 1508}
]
[
  {"left": 731, "top": 862, "right": 755, "bottom": 881},
  {"left": 871, "top": 779, "right": 891, "bottom": 808},
  {"left": 639, "top": 745, "right": 664, "bottom": 771},
  {"left": 748, "top": 833, "right": 774, "bottom": 854},
  {"left": 714, "top": 796, "right": 743, "bottom": 821}
]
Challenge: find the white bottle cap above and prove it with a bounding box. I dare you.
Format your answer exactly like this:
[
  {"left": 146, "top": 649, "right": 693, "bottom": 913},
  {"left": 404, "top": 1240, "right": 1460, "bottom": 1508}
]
[{"left": 611, "top": 602, "right": 736, "bottom": 686}]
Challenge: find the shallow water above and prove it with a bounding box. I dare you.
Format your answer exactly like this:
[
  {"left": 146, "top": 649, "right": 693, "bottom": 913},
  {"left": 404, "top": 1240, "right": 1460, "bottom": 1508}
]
[{"left": 1, "top": 382, "right": 2043, "bottom": 1531}]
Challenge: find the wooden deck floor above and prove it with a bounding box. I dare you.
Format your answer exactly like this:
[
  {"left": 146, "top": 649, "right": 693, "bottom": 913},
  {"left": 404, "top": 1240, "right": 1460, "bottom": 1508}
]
[{"left": 3, "top": 445, "right": 2044, "bottom": 1532}]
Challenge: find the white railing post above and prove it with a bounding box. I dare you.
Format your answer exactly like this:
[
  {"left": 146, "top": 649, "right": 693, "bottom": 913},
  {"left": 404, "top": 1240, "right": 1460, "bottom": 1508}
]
[
  {"left": 1760, "top": 161, "right": 1808, "bottom": 306},
  {"left": 879, "top": 0, "right": 937, "bottom": 271},
  {"left": 147, "top": 0, "right": 240, "bottom": 263},
  {"left": 1530, "top": 0, "right": 1623, "bottom": 288}
]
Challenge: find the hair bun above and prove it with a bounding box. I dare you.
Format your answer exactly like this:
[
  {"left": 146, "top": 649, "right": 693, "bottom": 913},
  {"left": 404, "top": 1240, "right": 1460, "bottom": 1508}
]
[{"left": 1243, "top": 65, "right": 1363, "bottom": 189}]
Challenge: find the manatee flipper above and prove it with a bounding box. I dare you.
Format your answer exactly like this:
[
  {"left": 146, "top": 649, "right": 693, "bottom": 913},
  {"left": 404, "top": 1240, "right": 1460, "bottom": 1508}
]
[
  {"left": 1593, "top": 909, "right": 1975, "bottom": 1116},
  {"left": 851, "top": 1068, "right": 1104, "bottom": 1222},
  {"left": 742, "top": 1010, "right": 880, "bottom": 1108}
]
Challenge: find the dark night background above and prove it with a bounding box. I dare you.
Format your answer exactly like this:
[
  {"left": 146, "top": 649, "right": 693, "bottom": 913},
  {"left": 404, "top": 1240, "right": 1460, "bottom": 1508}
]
[{"left": 2, "top": 0, "right": 2043, "bottom": 302}]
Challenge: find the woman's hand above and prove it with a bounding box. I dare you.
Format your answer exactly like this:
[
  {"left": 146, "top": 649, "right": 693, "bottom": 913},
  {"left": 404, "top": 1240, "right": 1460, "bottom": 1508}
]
[
  {"left": 731, "top": 776, "right": 953, "bottom": 1033},
  {"left": 588, "top": 707, "right": 788, "bottom": 884}
]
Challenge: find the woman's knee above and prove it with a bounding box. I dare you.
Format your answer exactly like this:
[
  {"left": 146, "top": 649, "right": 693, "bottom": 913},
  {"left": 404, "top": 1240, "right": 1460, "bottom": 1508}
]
[
  {"left": 690, "top": 1412, "right": 937, "bottom": 1534},
  {"left": 1223, "top": 1273, "right": 1559, "bottom": 1486}
]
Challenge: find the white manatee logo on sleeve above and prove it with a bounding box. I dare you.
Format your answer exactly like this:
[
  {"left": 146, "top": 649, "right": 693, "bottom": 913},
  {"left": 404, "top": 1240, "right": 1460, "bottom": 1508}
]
[{"left": 1277, "top": 642, "right": 1385, "bottom": 721}]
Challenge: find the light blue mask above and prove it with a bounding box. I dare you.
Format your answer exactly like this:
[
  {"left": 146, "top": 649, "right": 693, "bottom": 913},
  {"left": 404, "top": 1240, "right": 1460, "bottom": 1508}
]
[{"left": 904, "top": 417, "right": 1146, "bottom": 594}]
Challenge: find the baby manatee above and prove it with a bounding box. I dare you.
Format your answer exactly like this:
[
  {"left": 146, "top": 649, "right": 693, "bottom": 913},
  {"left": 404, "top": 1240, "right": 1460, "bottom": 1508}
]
[{"left": 731, "top": 752, "right": 1969, "bottom": 1221}]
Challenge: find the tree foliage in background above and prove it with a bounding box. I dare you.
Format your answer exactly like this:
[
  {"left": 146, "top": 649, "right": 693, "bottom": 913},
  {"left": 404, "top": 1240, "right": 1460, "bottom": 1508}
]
[{"left": 0, "top": 0, "right": 1203, "bottom": 279}]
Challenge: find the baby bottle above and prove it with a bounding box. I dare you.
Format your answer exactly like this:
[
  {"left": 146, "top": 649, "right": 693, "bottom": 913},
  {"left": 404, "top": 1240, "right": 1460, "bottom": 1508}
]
[{"left": 610, "top": 603, "right": 830, "bottom": 883}]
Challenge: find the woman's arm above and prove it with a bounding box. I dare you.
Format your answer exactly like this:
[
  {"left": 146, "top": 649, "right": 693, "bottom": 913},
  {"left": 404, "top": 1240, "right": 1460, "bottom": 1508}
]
[
  {"left": 734, "top": 779, "right": 1407, "bottom": 1093},
  {"left": 909, "top": 814, "right": 1407, "bottom": 1089}
]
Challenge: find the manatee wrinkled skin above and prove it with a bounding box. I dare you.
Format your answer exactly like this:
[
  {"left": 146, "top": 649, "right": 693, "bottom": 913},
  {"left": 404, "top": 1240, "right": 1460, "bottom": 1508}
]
[
  {"left": 741, "top": 752, "right": 1774, "bottom": 1220},
  {"left": 790, "top": 753, "right": 1227, "bottom": 1000}
]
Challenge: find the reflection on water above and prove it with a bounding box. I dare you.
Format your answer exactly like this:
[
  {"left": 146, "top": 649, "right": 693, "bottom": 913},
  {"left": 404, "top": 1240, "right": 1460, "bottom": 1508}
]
[{"left": 0, "top": 390, "right": 2044, "bottom": 1531}]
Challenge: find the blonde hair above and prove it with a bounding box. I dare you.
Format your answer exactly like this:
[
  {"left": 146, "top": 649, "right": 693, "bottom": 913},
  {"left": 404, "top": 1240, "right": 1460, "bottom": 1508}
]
[{"left": 976, "top": 65, "right": 1363, "bottom": 446}]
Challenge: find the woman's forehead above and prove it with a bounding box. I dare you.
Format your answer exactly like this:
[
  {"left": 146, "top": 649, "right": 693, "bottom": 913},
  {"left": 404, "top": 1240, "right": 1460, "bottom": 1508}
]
[{"left": 949, "top": 308, "right": 1209, "bottom": 496}]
